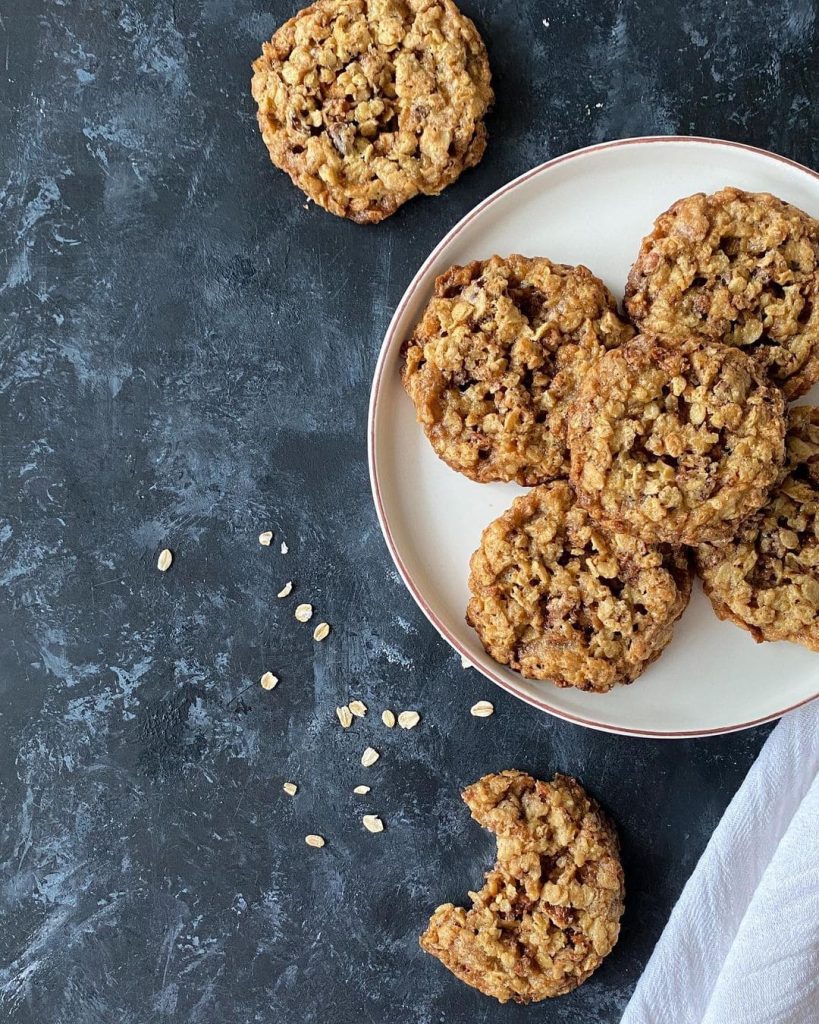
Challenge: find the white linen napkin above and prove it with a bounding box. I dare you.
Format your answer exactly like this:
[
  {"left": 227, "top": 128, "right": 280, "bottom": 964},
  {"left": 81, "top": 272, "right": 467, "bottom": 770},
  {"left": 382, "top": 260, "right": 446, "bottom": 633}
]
[{"left": 621, "top": 700, "right": 819, "bottom": 1024}]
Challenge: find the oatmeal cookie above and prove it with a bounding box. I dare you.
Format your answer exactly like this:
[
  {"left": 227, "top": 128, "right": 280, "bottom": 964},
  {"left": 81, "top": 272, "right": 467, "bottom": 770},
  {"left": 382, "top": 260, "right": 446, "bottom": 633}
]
[
  {"left": 251, "top": 0, "right": 493, "bottom": 223},
  {"left": 568, "top": 335, "right": 787, "bottom": 545},
  {"left": 696, "top": 406, "right": 819, "bottom": 648},
  {"left": 466, "top": 483, "right": 692, "bottom": 691},
  {"left": 625, "top": 188, "right": 819, "bottom": 398},
  {"left": 420, "top": 770, "right": 625, "bottom": 1003},
  {"left": 401, "top": 256, "right": 634, "bottom": 485}
]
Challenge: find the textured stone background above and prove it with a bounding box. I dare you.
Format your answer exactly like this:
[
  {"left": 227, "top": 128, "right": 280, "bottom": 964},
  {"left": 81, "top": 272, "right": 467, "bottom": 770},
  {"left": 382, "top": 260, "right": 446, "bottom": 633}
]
[{"left": 1, "top": 1, "right": 817, "bottom": 1021}]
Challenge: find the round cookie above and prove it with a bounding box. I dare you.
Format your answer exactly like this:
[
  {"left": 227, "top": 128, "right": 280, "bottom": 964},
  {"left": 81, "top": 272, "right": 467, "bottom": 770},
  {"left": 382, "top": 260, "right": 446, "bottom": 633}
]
[
  {"left": 696, "top": 406, "right": 819, "bottom": 649},
  {"left": 401, "top": 256, "right": 635, "bottom": 485},
  {"left": 251, "top": 0, "right": 493, "bottom": 224},
  {"left": 568, "top": 335, "right": 787, "bottom": 545},
  {"left": 420, "top": 770, "right": 625, "bottom": 1004},
  {"left": 466, "top": 483, "right": 693, "bottom": 691},
  {"left": 625, "top": 187, "right": 819, "bottom": 398}
]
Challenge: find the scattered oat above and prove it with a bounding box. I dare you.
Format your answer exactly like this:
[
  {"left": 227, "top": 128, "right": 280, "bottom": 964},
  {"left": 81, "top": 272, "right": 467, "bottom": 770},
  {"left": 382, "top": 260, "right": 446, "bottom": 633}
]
[
  {"left": 362, "top": 814, "right": 384, "bottom": 834},
  {"left": 283, "top": 782, "right": 298, "bottom": 796},
  {"left": 348, "top": 700, "right": 367, "bottom": 718},
  {"left": 295, "top": 603, "right": 313, "bottom": 623},
  {"left": 471, "top": 700, "right": 495, "bottom": 718},
  {"left": 280, "top": 541, "right": 288, "bottom": 554},
  {"left": 313, "top": 622, "right": 330, "bottom": 641},
  {"left": 361, "top": 746, "right": 380, "bottom": 767},
  {"left": 336, "top": 705, "right": 353, "bottom": 729},
  {"left": 460, "top": 654, "right": 473, "bottom": 669},
  {"left": 277, "top": 581, "right": 293, "bottom": 598},
  {"left": 259, "top": 531, "right": 273, "bottom": 546},
  {"left": 260, "top": 671, "right": 279, "bottom": 690},
  {"left": 157, "top": 548, "right": 173, "bottom": 572},
  {"left": 381, "top": 709, "right": 396, "bottom": 728},
  {"left": 398, "top": 710, "right": 421, "bottom": 730},
  {"left": 353, "top": 785, "right": 371, "bottom": 795},
  {"left": 305, "top": 834, "right": 325, "bottom": 848}
]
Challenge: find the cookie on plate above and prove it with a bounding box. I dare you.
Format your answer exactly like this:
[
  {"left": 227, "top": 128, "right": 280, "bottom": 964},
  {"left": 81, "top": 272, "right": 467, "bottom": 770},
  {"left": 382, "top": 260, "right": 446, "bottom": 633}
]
[
  {"left": 251, "top": 0, "right": 493, "bottom": 223},
  {"left": 401, "top": 256, "right": 634, "bottom": 485},
  {"left": 466, "top": 483, "right": 692, "bottom": 691},
  {"left": 696, "top": 406, "right": 819, "bottom": 649},
  {"left": 568, "top": 335, "right": 787, "bottom": 546},
  {"left": 625, "top": 187, "right": 819, "bottom": 398},
  {"left": 420, "top": 770, "right": 625, "bottom": 1004}
]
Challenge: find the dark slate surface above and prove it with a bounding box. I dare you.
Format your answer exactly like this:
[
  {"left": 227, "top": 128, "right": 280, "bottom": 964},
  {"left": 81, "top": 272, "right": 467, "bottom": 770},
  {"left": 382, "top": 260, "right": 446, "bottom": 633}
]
[{"left": 0, "top": 1, "right": 816, "bottom": 1020}]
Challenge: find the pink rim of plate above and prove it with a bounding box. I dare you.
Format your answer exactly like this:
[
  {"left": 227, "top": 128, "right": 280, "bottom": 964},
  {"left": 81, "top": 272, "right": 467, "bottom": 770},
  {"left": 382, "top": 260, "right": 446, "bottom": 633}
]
[{"left": 367, "top": 135, "right": 819, "bottom": 738}]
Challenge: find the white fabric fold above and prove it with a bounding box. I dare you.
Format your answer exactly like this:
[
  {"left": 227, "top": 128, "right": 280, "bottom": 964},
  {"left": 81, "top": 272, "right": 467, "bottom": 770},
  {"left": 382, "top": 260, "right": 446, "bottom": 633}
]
[{"left": 621, "top": 700, "right": 819, "bottom": 1024}]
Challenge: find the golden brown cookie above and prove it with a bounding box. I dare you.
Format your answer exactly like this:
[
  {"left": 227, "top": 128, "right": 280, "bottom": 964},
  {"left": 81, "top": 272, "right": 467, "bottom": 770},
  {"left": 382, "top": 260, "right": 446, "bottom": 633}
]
[
  {"left": 466, "top": 483, "right": 692, "bottom": 691},
  {"left": 625, "top": 187, "right": 819, "bottom": 398},
  {"left": 420, "top": 770, "right": 625, "bottom": 1004},
  {"left": 401, "top": 256, "right": 634, "bottom": 485},
  {"left": 568, "top": 335, "right": 787, "bottom": 545},
  {"left": 251, "top": 0, "right": 493, "bottom": 223},
  {"left": 696, "top": 406, "right": 819, "bottom": 648}
]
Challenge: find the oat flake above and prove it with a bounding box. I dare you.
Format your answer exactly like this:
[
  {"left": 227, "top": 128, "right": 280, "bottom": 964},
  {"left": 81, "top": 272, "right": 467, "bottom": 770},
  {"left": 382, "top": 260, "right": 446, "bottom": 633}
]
[{"left": 295, "top": 603, "right": 313, "bottom": 623}]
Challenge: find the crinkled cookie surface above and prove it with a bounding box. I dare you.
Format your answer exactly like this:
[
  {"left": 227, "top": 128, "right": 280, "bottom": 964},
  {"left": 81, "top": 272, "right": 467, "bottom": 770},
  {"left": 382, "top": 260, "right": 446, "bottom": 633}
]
[
  {"left": 251, "top": 0, "right": 493, "bottom": 223},
  {"left": 466, "top": 483, "right": 692, "bottom": 691},
  {"left": 420, "top": 770, "right": 625, "bottom": 1004},
  {"left": 625, "top": 187, "right": 819, "bottom": 398},
  {"left": 402, "top": 255, "right": 634, "bottom": 485},
  {"left": 568, "top": 335, "right": 787, "bottom": 545},
  {"left": 696, "top": 406, "right": 819, "bottom": 649}
]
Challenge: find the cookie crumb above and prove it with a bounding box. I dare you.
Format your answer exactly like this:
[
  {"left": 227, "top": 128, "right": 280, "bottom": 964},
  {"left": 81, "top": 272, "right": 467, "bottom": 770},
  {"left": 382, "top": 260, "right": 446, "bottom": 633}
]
[{"left": 157, "top": 549, "right": 173, "bottom": 572}]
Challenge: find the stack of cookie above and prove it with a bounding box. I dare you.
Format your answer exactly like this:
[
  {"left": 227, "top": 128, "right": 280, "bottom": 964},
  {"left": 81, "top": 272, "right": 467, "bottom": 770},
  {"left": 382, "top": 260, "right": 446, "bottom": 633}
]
[{"left": 401, "top": 188, "right": 819, "bottom": 692}]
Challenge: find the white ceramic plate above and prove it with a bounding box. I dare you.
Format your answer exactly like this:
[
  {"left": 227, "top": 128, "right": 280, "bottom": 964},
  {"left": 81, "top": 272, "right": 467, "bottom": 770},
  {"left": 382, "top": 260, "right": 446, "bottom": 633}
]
[{"left": 368, "top": 136, "right": 819, "bottom": 737}]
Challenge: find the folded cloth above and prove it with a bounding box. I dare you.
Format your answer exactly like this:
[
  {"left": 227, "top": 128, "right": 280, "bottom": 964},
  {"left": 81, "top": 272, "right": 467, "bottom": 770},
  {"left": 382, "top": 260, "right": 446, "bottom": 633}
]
[{"left": 621, "top": 700, "right": 819, "bottom": 1024}]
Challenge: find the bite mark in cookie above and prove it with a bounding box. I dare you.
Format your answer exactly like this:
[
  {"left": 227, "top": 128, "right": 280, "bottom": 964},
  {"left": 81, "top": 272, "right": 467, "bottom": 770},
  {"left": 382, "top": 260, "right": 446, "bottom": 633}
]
[
  {"left": 251, "top": 0, "right": 493, "bottom": 223},
  {"left": 625, "top": 187, "right": 819, "bottom": 398},
  {"left": 466, "top": 483, "right": 692, "bottom": 691},
  {"left": 568, "top": 335, "right": 787, "bottom": 545},
  {"left": 696, "top": 406, "right": 819, "bottom": 649},
  {"left": 420, "top": 770, "right": 625, "bottom": 1004},
  {"left": 402, "top": 255, "right": 634, "bottom": 485}
]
